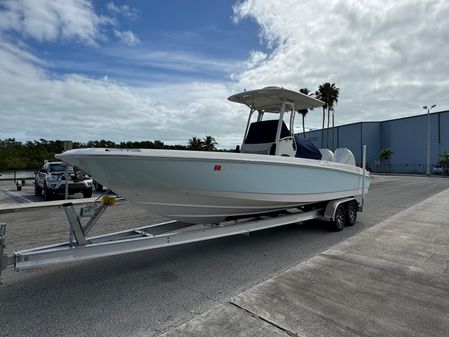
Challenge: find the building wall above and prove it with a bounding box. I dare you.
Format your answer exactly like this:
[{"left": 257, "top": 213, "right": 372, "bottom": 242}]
[
  {"left": 380, "top": 113, "right": 444, "bottom": 173},
  {"left": 361, "top": 123, "right": 381, "bottom": 167},
  {"left": 439, "top": 111, "right": 449, "bottom": 156},
  {"left": 302, "top": 110, "right": 449, "bottom": 173}
]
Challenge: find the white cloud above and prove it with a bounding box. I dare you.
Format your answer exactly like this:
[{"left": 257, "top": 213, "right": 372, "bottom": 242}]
[
  {"left": 246, "top": 50, "right": 267, "bottom": 69},
  {"left": 0, "top": 1, "right": 244, "bottom": 147},
  {"left": 233, "top": 0, "right": 449, "bottom": 129},
  {"left": 0, "top": 0, "right": 140, "bottom": 46},
  {"left": 0, "top": 0, "right": 112, "bottom": 44},
  {"left": 107, "top": 2, "right": 138, "bottom": 20},
  {"left": 113, "top": 29, "right": 140, "bottom": 46},
  {"left": 0, "top": 39, "right": 245, "bottom": 146},
  {"left": 107, "top": 2, "right": 121, "bottom": 14},
  {"left": 104, "top": 49, "right": 244, "bottom": 76}
]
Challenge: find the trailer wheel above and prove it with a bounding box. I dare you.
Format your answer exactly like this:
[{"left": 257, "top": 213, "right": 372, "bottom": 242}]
[
  {"left": 83, "top": 189, "right": 93, "bottom": 198},
  {"left": 331, "top": 204, "right": 347, "bottom": 231},
  {"left": 93, "top": 181, "right": 104, "bottom": 192},
  {"left": 43, "top": 183, "right": 52, "bottom": 201},
  {"left": 346, "top": 201, "right": 358, "bottom": 226},
  {"left": 34, "top": 181, "right": 42, "bottom": 196}
]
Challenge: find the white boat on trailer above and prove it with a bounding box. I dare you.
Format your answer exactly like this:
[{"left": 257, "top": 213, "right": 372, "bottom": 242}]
[
  {"left": 56, "top": 86, "right": 370, "bottom": 224},
  {"left": 0, "top": 87, "right": 370, "bottom": 276}
]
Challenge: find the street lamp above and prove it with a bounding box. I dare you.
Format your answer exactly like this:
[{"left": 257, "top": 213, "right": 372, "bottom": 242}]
[{"left": 423, "top": 104, "right": 436, "bottom": 175}]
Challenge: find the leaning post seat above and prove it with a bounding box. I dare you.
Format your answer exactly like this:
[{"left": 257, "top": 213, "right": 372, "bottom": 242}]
[
  {"left": 241, "top": 120, "right": 290, "bottom": 155},
  {"left": 244, "top": 120, "right": 290, "bottom": 144}
]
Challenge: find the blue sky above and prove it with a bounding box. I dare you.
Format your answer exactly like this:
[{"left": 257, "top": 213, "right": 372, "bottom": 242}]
[
  {"left": 0, "top": 0, "right": 448, "bottom": 147},
  {"left": 17, "top": 1, "right": 262, "bottom": 84}
]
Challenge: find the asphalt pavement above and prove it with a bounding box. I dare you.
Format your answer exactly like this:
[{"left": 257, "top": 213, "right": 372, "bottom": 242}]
[{"left": 1, "top": 175, "right": 448, "bottom": 337}]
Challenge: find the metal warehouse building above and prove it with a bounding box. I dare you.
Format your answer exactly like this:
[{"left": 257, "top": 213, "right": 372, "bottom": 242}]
[{"left": 305, "top": 109, "right": 449, "bottom": 173}]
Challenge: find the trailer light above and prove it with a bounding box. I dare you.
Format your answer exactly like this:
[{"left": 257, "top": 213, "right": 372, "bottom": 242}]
[{"left": 214, "top": 165, "right": 221, "bottom": 171}]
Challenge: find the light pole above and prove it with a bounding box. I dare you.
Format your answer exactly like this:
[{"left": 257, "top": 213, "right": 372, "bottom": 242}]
[{"left": 423, "top": 104, "right": 436, "bottom": 175}]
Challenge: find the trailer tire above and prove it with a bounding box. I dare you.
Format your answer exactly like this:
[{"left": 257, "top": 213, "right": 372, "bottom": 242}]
[
  {"left": 331, "top": 204, "right": 347, "bottom": 231},
  {"left": 43, "top": 183, "right": 52, "bottom": 201},
  {"left": 346, "top": 201, "right": 358, "bottom": 226},
  {"left": 93, "top": 181, "right": 104, "bottom": 192},
  {"left": 83, "top": 189, "right": 93, "bottom": 198},
  {"left": 34, "top": 181, "right": 42, "bottom": 196}
]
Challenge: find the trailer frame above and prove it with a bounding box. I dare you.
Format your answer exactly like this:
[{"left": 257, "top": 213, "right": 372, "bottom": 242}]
[{"left": 0, "top": 195, "right": 359, "bottom": 277}]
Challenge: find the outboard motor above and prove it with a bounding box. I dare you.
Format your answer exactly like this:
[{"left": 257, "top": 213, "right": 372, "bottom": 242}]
[
  {"left": 319, "top": 149, "right": 335, "bottom": 161},
  {"left": 334, "top": 148, "right": 356, "bottom": 165}
]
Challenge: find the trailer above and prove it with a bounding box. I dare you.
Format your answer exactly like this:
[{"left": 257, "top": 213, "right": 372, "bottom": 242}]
[{"left": 0, "top": 195, "right": 363, "bottom": 278}]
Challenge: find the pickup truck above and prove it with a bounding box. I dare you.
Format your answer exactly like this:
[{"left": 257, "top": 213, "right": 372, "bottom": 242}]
[{"left": 34, "top": 162, "right": 93, "bottom": 200}]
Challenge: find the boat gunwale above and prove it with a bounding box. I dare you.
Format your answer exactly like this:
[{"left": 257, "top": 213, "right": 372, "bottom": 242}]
[{"left": 57, "top": 149, "right": 369, "bottom": 177}]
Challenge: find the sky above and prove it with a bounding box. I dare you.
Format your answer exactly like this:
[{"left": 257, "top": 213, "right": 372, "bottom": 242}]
[{"left": 0, "top": 0, "right": 448, "bottom": 148}]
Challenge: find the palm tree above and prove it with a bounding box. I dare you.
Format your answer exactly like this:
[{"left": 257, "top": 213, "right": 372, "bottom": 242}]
[
  {"left": 379, "top": 148, "right": 394, "bottom": 173},
  {"left": 329, "top": 88, "right": 340, "bottom": 150},
  {"left": 315, "top": 88, "right": 327, "bottom": 148},
  {"left": 298, "top": 88, "right": 310, "bottom": 137},
  {"left": 379, "top": 148, "right": 394, "bottom": 161},
  {"left": 438, "top": 151, "right": 449, "bottom": 175},
  {"left": 317, "top": 83, "right": 340, "bottom": 149},
  {"left": 188, "top": 137, "right": 204, "bottom": 151},
  {"left": 202, "top": 135, "right": 218, "bottom": 151},
  {"left": 188, "top": 135, "right": 218, "bottom": 151}
]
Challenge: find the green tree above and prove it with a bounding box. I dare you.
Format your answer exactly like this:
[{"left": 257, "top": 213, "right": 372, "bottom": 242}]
[
  {"left": 316, "top": 83, "right": 340, "bottom": 149},
  {"left": 379, "top": 148, "right": 394, "bottom": 161},
  {"left": 188, "top": 137, "right": 204, "bottom": 151},
  {"left": 438, "top": 151, "right": 449, "bottom": 165},
  {"left": 315, "top": 90, "right": 327, "bottom": 148},
  {"left": 188, "top": 136, "right": 218, "bottom": 151},
  {"left": 438, "top": 151, "right": 449, "bottom": 175},
  {"left": 202, "top": 135, "right": 217, "bottom": 151},
  {"left": 379, "top": 148, "right": 394, "bottom": 173},
  {"left": 298, "top": 88, "right": 310, "bottom": 137},
  {"left": 0, "top": 136, "right": 218, "bottom": 171}
]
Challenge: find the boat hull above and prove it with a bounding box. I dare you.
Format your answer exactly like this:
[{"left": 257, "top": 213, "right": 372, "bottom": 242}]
[{"left": 57, "top": 149, "right": 370, "bottom": 223}]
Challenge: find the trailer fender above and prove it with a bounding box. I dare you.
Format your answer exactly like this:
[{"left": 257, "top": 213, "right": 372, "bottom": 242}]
[{"left": 323, "top": 198, "right": 357, "bottom": 221}]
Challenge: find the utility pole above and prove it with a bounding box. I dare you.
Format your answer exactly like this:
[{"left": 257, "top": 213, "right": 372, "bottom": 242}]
[{"left": 423, "top": 104, "right": 436, "bottom": 175}]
